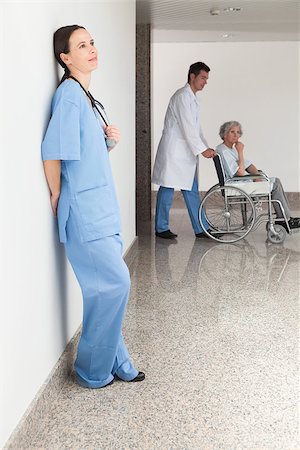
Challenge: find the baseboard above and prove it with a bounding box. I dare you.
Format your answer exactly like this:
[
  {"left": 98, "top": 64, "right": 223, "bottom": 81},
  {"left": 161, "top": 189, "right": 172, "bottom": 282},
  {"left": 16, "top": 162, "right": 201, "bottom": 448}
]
[
  {"left": 4, "top": 236, "right": 139, "bottom": 450},
  {"left": 123, "top": 236, "right": 139, "bottom": 270}
]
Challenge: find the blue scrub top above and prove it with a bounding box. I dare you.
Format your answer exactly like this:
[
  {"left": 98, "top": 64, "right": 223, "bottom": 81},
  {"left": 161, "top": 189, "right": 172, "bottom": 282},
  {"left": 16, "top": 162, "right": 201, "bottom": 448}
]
[{"left": 42, "top": 79, "right": 121, "bottom": 243}]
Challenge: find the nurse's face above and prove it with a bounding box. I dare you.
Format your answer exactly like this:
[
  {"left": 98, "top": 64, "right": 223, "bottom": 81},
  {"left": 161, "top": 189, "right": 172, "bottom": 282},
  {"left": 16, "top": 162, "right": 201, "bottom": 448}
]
[
  {"left": 224, "top": 126, "right": 241, "bottom": 147},
  {"left": 189, "top": 70, "right": 209, "bottom": 92},
  {"left": 61, "top": 28, "right": 98, "bottom": 75}
]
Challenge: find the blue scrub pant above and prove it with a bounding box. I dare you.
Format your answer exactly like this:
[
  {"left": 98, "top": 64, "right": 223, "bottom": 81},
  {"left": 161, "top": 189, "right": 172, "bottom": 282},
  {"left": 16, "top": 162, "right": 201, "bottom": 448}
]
[
  {"left": 65, "top": 210, "right": 138, "bottom": 388},
  {"left": 155, "top": 177, "right": 209, "bottom": 234}
]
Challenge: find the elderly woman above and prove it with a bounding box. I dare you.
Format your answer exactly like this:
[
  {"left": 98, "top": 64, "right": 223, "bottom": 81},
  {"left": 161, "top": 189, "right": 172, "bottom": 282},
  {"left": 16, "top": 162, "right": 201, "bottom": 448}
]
[{"left": 216, "top": 121, "right": 300, "bottom": 230}]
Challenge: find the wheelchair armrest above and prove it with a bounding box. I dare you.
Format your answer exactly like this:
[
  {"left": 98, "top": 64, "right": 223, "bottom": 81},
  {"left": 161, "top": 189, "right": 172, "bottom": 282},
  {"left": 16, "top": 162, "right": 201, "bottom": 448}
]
[
  {"left": 230, "top": 172, "right": 269, "bottom": 182},
  {"left": 258, "top": 170, "right": 269, "bottom": 177}
]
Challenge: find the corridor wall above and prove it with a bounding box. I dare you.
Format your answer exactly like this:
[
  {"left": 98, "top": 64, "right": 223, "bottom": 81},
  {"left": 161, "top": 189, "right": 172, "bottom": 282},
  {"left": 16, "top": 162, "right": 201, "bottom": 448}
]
[
  {"left": 0, "top": 1, "right": 136, "bottom": 447},
  {"left": 152, "top": 40, "right": 299, "bottom": 192}
]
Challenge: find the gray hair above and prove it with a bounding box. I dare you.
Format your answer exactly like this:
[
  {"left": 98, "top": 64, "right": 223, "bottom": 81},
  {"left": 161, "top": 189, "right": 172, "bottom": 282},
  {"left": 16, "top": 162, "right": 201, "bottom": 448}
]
[{"left": 219, "top": 121, "right": 243, "bottom": 140}]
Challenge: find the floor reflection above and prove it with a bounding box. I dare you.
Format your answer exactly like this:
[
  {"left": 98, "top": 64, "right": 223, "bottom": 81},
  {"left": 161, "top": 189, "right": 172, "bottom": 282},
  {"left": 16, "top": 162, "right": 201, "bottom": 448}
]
[{"left": 152, "top": 235, "right": 300, "bottom": 297}]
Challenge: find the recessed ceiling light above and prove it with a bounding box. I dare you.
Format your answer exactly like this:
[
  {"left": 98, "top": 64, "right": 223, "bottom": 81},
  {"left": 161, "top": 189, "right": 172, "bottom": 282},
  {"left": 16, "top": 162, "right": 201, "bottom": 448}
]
[
  {"left": 224, "top": 7, "right": 242, "bottom": 12},
  {"left": 222, "top": 33, "right": 234, "bottom": 38}
]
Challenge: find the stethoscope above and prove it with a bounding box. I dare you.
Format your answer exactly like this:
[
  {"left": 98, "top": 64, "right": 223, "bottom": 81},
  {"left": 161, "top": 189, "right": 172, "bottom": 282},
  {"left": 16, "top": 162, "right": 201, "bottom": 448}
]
[{"left": 69, "top": 75, "right": 116, "bottom": 148}]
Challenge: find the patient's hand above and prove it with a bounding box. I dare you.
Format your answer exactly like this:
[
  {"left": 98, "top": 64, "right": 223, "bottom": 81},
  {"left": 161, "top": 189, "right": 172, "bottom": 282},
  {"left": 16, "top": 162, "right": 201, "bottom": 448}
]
[{"left": 235, "top": 141, "right": 244, "bottom": 153}]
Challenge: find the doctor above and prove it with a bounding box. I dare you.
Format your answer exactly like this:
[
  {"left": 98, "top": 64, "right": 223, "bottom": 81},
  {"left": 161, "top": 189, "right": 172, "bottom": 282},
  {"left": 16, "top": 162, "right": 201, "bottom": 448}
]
[
  {"left": 42, "top": 25, "right": 144, "bottom": 388},
  {"left": 152, "top": 62, "right": 216, "bottom": 239}
]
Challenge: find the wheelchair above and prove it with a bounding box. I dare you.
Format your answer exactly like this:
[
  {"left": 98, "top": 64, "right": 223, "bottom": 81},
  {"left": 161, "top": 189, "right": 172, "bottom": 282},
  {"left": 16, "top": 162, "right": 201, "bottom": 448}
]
[{"left": 199, "top": 155, "right": 292, "bottom": 244}]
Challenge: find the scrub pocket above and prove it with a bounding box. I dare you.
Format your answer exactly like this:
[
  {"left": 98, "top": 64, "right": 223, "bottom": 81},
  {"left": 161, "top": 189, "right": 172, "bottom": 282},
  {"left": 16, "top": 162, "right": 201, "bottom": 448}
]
[{"left": 76, "top": 185, "right": 115, "bottom": 226}]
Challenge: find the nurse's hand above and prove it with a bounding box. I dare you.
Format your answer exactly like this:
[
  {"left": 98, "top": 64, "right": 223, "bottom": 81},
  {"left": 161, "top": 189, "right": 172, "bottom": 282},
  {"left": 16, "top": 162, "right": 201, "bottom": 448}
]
[
  {"left": 201, "top": 148, "right": 216, "bottom": 158},
  {"left": 104, "top": 125, "right": 120, "bottom": 148},
  {"left": 50, "top": 193, "right": 60, "bottom": 217}
]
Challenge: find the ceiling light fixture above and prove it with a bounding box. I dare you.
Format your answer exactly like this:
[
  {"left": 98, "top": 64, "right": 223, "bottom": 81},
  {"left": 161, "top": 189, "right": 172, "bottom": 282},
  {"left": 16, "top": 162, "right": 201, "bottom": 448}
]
[
  {"left": 222, "top": 33, "right": 234, "bottom": 38},
  {"left": 210, "top": 8, "right": 220, "bottom": 16},
  {"left": 224, "top": 7, "right": 242, "bottom": 12}
]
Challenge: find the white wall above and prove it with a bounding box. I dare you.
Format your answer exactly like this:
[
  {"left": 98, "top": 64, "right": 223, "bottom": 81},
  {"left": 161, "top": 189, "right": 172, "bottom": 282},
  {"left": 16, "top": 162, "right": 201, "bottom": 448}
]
[
  {"left": 152, "top": 40, "right": 300, "bottom": 192},
  {"left": 0, "top": 1, "right": 136, "bottom": 447}
]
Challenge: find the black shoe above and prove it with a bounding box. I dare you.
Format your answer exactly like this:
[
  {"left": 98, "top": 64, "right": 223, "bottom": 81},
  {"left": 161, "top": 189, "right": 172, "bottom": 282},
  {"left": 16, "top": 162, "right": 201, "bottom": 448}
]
[
  {"left": 129, "top": 371, "right": 145, "bottom": 382},
  {"left": 196, "top": 230, "right": 224, "bottom": 239},
  {"left": 195, "top": 231, "right": 209, "bottom": 238},
  {"left": 275, "top": 217, "right": 300, "bottom": 231},
  {"left": 155, "top": 230, "right": 177, "bottom": 239},
  {"left": 288, "top": 217, "right": 300, "bottom": 229},
  {"left": 115, "top": 371, "right": 145, "bottom": 382}
]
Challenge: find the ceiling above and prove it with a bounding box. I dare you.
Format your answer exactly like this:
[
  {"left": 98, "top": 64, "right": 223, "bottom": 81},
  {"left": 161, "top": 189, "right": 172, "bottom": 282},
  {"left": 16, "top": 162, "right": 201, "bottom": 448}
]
[{"left": 136, "top": 0, "right": 300, "bottom": 42}]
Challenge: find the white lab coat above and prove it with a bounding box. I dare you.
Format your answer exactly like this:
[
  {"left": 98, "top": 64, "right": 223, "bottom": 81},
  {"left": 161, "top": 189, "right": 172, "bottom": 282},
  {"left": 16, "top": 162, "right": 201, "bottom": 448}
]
[{"left": 152, "top": 83, "right": 209, "bottom": 190}]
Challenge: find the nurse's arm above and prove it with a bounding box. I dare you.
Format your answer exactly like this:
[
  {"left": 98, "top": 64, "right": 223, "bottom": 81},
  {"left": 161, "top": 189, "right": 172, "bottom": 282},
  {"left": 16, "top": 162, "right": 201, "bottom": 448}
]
[{"left": 43, "top": 160, "right": 61, "bottom": 217}]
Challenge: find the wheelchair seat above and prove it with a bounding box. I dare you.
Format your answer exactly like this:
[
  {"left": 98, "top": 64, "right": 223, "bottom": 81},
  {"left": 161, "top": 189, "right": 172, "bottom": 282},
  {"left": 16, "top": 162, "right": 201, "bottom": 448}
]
[{"left": 214, "top": 153, "right": 271, "bottom": 195}]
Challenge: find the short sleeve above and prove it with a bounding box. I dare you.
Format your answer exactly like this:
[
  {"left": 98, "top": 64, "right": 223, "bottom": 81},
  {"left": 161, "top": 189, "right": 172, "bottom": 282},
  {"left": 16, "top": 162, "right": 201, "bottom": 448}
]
[
  {"left": 217, "top": 145, "right": 238, "bottom": 179},
  {"left": 42, "top": 99, "right": 81, "bottom": 161},
  {"left": 222, "top": 153, "right": 239, "bottom": 178}
]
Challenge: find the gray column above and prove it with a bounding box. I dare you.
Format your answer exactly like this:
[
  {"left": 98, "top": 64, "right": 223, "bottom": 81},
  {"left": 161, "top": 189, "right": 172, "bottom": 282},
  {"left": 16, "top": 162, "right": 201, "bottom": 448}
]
[{"left": 136, "top": 24, "right": 151, "bottom": 229}]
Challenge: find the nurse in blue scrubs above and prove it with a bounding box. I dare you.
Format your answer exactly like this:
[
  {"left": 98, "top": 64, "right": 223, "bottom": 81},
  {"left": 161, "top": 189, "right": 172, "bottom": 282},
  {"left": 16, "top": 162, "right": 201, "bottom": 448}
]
[{"left": 42, "top": 25, "right": 144, "bottom": 388}]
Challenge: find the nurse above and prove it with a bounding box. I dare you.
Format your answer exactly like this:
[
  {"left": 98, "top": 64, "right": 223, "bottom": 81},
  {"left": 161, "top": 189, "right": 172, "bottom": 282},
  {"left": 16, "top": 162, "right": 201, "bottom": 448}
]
[
  {"left": 42, "top": 25, "right": 144, "bottom": 388},
  {"left": 152, "top": 62, "right": 216, "bottom": 239}
]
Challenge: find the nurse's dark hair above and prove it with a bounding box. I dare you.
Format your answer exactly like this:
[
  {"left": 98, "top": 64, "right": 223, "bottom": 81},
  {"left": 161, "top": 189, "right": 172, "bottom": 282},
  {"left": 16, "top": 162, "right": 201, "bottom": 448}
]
[
  {"left": 53, "top": 25, "right": 85, "bottom": 84},
  {"left": 187, "top": 62, "right": 210, "bottom": 82},
  {"left": 219, "top": 121, "right": 243, "bottom": 140}
]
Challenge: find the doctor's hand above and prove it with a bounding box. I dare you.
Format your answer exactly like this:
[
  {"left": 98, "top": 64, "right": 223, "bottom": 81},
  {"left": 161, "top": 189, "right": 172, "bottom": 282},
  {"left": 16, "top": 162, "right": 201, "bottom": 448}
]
[
  {"left": 201, "top": 148, "right": 217, "bottom": 159},
  {"left": 104, "top": 125, "right": 120, "bottom": 149}
]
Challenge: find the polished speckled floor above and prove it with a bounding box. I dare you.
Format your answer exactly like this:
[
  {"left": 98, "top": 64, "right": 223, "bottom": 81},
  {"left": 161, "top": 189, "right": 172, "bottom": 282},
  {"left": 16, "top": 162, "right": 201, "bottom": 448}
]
[{"left": 27, "top": 201, "right": 300, "bottom": 450}]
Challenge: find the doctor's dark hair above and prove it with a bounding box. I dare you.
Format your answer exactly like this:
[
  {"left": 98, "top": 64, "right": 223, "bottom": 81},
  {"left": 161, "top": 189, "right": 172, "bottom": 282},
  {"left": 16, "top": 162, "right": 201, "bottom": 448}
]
[
  {"left": 53, "top": 25, "right": 86, "bottom": 84},
  {"left": 219, "top": 121, "right": 243, "bottom": 140},
  {"left": 187, "top": 62, "right": 210, "bottom": 82}
]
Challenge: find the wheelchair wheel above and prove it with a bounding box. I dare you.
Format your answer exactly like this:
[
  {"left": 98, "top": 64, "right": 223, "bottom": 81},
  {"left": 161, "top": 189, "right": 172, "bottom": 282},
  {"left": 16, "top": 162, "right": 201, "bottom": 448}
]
[
  {"left": 199, "top": 185, "right": 256, "bottom": 243},
  {"left": 267, "top": 224, "right": 286, "bottom": 244}
]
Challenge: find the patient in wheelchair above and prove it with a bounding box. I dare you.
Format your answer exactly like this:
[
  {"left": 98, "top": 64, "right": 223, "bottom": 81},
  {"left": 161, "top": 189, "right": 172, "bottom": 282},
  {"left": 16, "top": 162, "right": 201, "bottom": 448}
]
[{"left": 216, "top": 121, "right": 300, "bottom": 230}]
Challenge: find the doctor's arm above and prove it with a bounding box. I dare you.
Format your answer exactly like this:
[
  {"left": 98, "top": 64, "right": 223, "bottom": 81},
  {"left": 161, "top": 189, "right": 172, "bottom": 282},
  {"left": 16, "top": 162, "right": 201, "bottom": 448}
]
[
  {"left": 43, "top": 160, "right": 61, "bottom": 216},
  {"left": 174, "top": 95, "right": 216, "bottom": 158}
]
